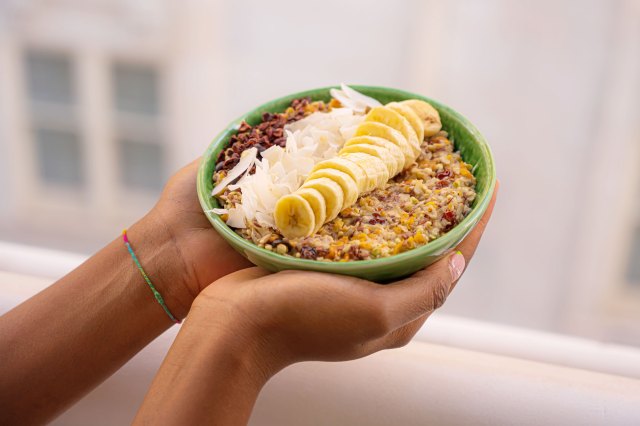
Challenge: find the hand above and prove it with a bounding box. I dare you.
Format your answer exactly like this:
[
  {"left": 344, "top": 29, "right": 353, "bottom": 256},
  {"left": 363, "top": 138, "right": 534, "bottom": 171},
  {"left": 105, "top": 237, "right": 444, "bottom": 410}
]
[
  {"left": 151, "top": 159, "right": 253, "bottom": 293},
  {"left": 190, "top": 183, "right": 498, "bottom": 375},
  {"left": 135, "top": 184, "right": 497, "bottom": 425}
]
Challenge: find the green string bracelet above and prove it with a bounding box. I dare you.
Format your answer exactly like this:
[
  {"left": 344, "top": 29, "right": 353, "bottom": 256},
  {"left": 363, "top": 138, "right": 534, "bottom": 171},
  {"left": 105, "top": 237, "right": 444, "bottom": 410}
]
[{"left": 122, "top": 229, "right": 181, "bottom": 324}]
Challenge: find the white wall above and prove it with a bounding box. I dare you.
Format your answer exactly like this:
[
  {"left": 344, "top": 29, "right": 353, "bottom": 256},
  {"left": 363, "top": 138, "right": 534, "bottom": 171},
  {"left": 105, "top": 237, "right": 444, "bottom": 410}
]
[{"left": 0, "top": 0, "right": 639, "bottom": 346}]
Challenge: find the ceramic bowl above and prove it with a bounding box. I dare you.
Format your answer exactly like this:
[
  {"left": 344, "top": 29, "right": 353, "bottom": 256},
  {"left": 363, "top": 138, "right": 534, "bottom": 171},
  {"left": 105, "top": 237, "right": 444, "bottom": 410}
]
[{"left": 197, "top": 85, "right": 496, "bottom": 282}]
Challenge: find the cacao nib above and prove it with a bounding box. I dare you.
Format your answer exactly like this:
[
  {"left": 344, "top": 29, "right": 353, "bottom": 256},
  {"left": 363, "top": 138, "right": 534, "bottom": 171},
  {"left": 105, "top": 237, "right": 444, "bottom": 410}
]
[
  {"left": 367, "top": 212, "right": 386, "bottom": 225},
  {"left": 299, "top": 246, "right": 317, "bottom": 259},
  {"left": 349, "top": 245, "right": 362, "bottom": 259},
  {"left": 215, "top": 97, "right": 326, "bottom": 174}
]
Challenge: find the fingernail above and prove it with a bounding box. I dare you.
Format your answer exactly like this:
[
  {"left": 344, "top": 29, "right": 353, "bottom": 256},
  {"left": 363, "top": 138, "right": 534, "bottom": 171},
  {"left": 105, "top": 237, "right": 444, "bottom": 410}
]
[{"left": 449, "top": 251, "right": 465, "bottom": 282}]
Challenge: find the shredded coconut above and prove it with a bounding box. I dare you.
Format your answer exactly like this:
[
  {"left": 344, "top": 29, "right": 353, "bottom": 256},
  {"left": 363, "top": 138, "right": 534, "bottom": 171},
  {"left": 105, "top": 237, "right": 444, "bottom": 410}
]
[
  {"left": 211, "top": 147, "right": 257, "bottom": 196},
  {"left": 213, "top": 86, "right": 377, "bottom": 229},
  {"left": 329, "top": 83, "right": 382, "bottom": 114}
]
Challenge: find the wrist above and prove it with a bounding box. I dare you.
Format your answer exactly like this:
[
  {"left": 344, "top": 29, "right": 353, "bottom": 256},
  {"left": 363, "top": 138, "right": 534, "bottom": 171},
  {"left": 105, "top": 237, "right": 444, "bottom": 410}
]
[
  {"left": 134, "top": 301, "right": 276, "bottom": 425},
  {"left": 152, "top": 206, "right": 254, "bottom": 295},
  {"left": 188, "top": 300, "right": 288, "bottom": 382},
  {"left": 127, "top": 211, "right": 197, "bottom": 321}
]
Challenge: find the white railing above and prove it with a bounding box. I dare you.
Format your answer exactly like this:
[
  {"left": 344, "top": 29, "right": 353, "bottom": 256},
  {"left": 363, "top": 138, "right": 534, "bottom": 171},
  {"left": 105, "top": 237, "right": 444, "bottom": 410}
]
[{"left": 2, "top": 242, "right": 640, "bottom": 425}]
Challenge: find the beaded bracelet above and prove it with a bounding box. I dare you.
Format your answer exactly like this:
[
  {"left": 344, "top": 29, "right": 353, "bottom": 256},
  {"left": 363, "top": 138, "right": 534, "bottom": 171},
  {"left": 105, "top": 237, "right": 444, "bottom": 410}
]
[{"left": 122, "top": 229, "right": 181, "bottom": 324}]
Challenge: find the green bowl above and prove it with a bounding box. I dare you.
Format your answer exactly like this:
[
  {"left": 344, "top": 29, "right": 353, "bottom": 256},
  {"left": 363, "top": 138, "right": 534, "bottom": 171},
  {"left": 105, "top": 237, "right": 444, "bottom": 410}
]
[{"left": 197, "top": 85, "right": 496, "bottom": 282}]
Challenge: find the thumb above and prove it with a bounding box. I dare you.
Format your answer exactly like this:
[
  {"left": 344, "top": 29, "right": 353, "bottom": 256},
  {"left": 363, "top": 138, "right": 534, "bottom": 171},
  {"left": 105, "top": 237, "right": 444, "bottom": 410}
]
[{"left": 375, "top": 251, "right": 465, "bottom": 330}]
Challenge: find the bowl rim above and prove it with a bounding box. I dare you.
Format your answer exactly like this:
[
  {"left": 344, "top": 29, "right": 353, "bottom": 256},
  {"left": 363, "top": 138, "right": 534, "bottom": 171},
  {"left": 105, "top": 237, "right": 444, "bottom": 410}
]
[{"left": 197, "top": 85, "right": 496, "bottom": 272}]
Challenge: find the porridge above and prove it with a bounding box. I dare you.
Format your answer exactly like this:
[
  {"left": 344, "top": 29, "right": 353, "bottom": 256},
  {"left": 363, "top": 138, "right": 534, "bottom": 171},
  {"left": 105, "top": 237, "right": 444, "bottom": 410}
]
[{"left": 211, "top": 85, "right": 476, "bottom": 261}]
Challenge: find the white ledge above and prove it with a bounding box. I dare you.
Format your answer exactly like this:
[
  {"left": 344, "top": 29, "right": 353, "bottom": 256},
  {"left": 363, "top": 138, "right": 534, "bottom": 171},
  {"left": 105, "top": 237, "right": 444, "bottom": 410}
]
[{"left": 2, "top": 268, "right": 640, "bottom": 425}]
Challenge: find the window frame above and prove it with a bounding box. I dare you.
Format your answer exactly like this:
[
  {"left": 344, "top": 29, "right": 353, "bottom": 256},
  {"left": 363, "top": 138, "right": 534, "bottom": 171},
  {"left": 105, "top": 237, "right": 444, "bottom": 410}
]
[
  {"left": 110, "top": 58, "right": 167, "bottom": 200},
  {"left": 18, "top": 46, "right": 87, "bottom": 207}
]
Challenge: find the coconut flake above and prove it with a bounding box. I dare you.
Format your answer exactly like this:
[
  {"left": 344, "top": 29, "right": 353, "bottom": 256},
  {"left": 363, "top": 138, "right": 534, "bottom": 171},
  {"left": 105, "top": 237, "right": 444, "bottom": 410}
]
[
  {"left": 211, "top": 147, "right": 257, "bottom": 196},
  {"left": 226, "top": 208, "right": 246, "bottom": 228},
  {"left": 209, "top": 208, "right": 228, "bottom": 215},
  {"left": 214, "top": 88, "right": 381, "bottom": 229},
  {"left": 329, "top": 83, "right": 381, "bottom": 113},
  {"left": 340, "top": 83, "right": 382, "bottom": 107}
]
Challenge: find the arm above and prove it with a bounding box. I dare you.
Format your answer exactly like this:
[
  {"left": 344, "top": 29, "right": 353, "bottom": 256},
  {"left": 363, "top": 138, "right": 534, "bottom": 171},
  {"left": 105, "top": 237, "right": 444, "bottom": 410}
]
[
  {"left": 0, "top": 161, "right": 251, "bottom": 425},
  {"left": 135, "top": 185, "right": 498, "bottom": 425}
]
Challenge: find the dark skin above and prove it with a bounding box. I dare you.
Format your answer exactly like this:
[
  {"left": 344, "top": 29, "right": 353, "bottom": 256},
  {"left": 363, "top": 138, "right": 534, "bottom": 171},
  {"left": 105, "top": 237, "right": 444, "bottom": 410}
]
[
  {"left": 0, "top": 160, "right": 497, "bottom": 425},
  {"left": 0, "top": 161, "right": 251, "bottom": 425},
  {"left": 151, "top": 159, "right": 254, "bottom": 295}
]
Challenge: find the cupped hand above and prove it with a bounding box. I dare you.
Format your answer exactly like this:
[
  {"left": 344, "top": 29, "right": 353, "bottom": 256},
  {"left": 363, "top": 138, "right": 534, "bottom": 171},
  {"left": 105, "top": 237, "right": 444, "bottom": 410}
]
[
  {"left": 150, "top": 159, "right": 252, "bottom": 298},
  {"left": 190, "top": 184, "right": 498, "bottom": 374}
]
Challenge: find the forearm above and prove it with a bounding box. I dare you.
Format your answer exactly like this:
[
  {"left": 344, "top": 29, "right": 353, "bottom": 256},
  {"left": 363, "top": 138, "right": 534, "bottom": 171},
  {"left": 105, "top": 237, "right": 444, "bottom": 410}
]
[
  {"left": 134, "top": 305, "right": 274, "bottom": 426},
  {"left": 0, "top": 211, "right": 194, "bottom": 425}
]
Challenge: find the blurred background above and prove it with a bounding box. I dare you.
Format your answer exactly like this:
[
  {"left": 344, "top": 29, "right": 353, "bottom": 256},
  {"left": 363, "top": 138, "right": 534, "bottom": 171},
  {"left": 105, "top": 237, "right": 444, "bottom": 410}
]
[{"left": 0, "top": 0, "right": 638, "bottom": 347}]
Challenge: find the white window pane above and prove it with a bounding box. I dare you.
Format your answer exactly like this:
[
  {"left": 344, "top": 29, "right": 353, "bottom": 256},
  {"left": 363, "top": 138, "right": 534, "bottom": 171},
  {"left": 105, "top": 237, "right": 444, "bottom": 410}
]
[
  {"left": 113, "top": 64, "right": 159, "bottom": 115},
  {"left": 118, "top": 139, "right": 164, "bottom": 191},
  {"left": 25, "top": 50, "right": 74, "bottom": 104},
  {"left": 35, "top": 127, "right": 84, "bottom": 186}
]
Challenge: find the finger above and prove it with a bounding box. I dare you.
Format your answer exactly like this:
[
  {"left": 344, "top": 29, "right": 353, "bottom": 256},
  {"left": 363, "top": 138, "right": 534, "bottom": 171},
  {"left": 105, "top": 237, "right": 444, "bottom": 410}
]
[
  {"left": 456, "top": 180, "right": 499, "bottom": 264},
  {"left": 373, "top": 252, "right": 460, "bottom": 330},
  {"left": 448, "top": 181, "right": 499, "bottom": 291},
  {"left": 373, "top": 182, "right": 499, "bottom": 329}
]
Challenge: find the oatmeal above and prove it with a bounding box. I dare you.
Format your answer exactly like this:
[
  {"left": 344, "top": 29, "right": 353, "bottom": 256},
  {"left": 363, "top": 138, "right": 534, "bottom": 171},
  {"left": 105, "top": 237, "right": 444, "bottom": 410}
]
[{"left": 211, "top": 86, "right": 476, "bottom": 261}]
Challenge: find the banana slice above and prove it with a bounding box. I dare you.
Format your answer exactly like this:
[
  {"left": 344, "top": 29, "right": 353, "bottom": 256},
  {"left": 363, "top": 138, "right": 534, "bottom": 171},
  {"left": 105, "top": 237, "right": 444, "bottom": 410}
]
[
  {"left": 340, "top": 152, "right": 389, "bottom": 191},
  {"left": 387, "top": 102, "right": 425, "bottom": 146},
  {"left": 365, "top": 106, "right": 421, "bottom": 158},
  {"left": 274, "top": 194, "right": 316, "bottom": 239},
  {"left": 354, "top": 121, "right": 415, "bottom": 169},
  {"left": 296, "top": 187, "right": 327, "bottom": 234},
  {"left": 400, "top": 99, "right": 442, "bottom": 137},
  {"left": 307, "top": 168, "right": 359, "bottom": 210},
  {"left": 311, "top": 157, "right": 368, "bottom": 193},
  {"left": 343, "top": 136, "right": 404, "bottom": 177},
  {"left": 340, "top": 142, "right": 398, "bottom": 177},
  {"left": 301, "top": 177, "right": 344, "bottom": 222}
]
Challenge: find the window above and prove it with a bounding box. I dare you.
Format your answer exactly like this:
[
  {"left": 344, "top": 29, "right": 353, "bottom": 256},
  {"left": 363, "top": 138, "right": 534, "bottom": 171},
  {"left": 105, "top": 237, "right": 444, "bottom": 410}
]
[
  {"left": 118, "top": 138, "right": 164, "bottom": 191},
  {"left": 113, "top": 63, "right": 159, "bottom": 115},
  {"left": 24, "top": 49, "right": 83, "bottom": 189},
  {"left": 112, "top": 62, "right": 165, "bottom": 193},
  {"left": 34, "top": 127, "right": 84, "bottom": 185},
  {"left": 25, "top": 50, "right": 74, "bottom": 104}
]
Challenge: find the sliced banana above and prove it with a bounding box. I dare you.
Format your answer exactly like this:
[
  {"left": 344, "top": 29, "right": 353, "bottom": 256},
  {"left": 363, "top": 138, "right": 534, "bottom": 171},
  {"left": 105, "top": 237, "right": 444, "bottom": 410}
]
[
  {"left": 340, "top": 152, "right": 389, "bottom": 191},
  {"left": 400, "top": 99, "right": 441, "bottom": 137},
  {"left": 301, "top": 177, "right": 344, "bottom": 222},
  {"left": 354, "top": 121, "right": 415, "bottom": 169},
  {"left": 274, "top": 98, "right": 442, "bottom": 238},
  {"left": 311, "top": 157, "right": 368, "bottom": 193},
  {"left": 340, "top": 143, "right": 397, "bottom": 177},
  {"left": 307, "top": 168, "right": 359, "bottom": 209},
  {"left": 296, "top": 187, "right": 327, "bottom": 234},
  {"left": 274, "top": 194, "right": 316, "bottom": 239},
  {"left": 387, "top": 102, "right": 425, "bottom": 145},
  {"left": 365, "top": 106, "right": 421, "bottom": 158},
  {"left": 343, "top": 136, "right": 404, "bottom": 177}
]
